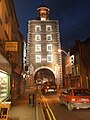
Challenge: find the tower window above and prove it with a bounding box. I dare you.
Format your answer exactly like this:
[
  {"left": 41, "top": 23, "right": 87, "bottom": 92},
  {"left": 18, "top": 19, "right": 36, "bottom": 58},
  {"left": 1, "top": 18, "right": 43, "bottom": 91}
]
[
  {"left": 35, "top": 44, "right": 41, "bottom": 51},
  {"left": 35, "top": 25, "right": 41, "bottom": 32},
  {"left": 46, "top": 25, "right": 52, "bottom": 32},
  {"left": 46, "top": 35, "right": 52, "bottom": 41},
  {"left": 47, "top": 55, "right": 53, "bottom": 63},
  {"left": 35, "top": 35, "right": 41, "bottom": 41},
  {"left": 47, "top": 44, "right": 52, "bottom": 51},
  {"left": 36, "top": 55, "right": 41, "bottom": 63},
  {"left": 41, "top": 17, "right": 46, "bottom": 21}
]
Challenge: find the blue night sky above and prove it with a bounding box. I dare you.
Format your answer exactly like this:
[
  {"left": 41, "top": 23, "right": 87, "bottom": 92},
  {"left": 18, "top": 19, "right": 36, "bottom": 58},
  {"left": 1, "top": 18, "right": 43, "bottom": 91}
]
[{"left": 14, "top": 0, "right": 90, "bottom": 51}]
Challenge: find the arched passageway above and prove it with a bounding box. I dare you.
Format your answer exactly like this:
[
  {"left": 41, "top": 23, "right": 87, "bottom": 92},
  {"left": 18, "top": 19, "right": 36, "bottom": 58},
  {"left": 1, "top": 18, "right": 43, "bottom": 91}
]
[{"left": 34, "top": 68, "right": 55, "bottom": 83}]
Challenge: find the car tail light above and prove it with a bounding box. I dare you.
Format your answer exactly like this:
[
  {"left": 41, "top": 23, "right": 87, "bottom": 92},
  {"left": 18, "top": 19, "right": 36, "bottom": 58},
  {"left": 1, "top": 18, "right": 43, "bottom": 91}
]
[
  {"left": 47, "top": 86, "right": 49, "bottom": 89},
  {"left": 71, "top": 98, "right": 76, "bottom": 102}
]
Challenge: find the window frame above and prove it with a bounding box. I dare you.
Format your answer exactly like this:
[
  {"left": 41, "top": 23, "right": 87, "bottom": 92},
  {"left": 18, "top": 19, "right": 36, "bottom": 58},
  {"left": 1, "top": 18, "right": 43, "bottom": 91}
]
[
  {"left": 47, "top": 44, "right": 52, "bottom": 51},
  {"left": 35, "top": 25, "right": 41, "bottom": 32},
  {"left": 36, "top": 55, "right": 41, "bottom": 63},
  {"left": 35, "top": 44, "right": 41, "bottom": 52},
  {"left": 35, "top": 35, "right": 41, "bottom": 41},
  {"left": 46, "top": 35, "right": 52, "bottom": 41},
  {"left": 47, "top": 55, "right": 53, "bottom": 63},
  {"left": 46, "top": 25, "right": 52, "bottom": 32}
]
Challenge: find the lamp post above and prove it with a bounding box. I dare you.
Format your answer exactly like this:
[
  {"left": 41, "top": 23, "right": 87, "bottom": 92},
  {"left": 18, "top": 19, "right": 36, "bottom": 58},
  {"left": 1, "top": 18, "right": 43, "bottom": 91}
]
[
  {"left": 58, "top": 49, "right": 68, "bottom": 56},
  {"left": 58, "top": 49, "right": 70, "bottom": 88}
]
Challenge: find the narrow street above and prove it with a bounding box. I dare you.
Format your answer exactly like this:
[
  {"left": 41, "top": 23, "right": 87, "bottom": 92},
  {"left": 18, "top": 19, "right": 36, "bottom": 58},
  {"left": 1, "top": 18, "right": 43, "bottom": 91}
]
[{"left": 0, "top": 1, "right": 90, "bottom": 120}]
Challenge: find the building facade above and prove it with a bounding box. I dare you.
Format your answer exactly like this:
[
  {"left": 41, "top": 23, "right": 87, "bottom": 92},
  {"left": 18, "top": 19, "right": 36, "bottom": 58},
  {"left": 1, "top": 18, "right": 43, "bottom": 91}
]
[
  {"left": 64, "top": 39, "right": 90, "bottom": 89},
  {"left": 0, "top": 0, "right": 24, "bottom": 104},
  {"left": 26, "top": 5, "right": 62, "bottom": 88}
]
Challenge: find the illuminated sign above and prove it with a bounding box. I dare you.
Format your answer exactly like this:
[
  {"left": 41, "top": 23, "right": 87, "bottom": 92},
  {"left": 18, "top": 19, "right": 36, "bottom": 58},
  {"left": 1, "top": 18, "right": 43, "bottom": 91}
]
[{"left": 5, "top": 42, "right": 18, "bottom": 51}]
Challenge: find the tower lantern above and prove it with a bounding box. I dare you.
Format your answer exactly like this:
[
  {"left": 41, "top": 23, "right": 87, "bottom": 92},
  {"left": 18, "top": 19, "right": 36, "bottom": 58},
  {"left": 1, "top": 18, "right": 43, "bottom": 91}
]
[{"left": 37, "top": 5, "right": 50, "bottom": 21}]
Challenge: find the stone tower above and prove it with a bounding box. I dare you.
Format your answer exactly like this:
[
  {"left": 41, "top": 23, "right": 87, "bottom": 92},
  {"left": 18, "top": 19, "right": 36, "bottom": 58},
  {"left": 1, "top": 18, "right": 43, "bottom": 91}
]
[{"left": 26, "top": 5, "right": 62, "bottom": 88}]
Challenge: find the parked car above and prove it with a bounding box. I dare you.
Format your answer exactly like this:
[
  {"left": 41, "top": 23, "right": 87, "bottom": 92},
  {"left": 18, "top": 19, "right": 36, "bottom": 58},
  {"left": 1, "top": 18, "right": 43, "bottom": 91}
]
[
  {"left": 59, "top": 87, "right": 90, "bottom": 111},
  {"left": 41, "top": 81, "right": 57, "bottom": 94}
]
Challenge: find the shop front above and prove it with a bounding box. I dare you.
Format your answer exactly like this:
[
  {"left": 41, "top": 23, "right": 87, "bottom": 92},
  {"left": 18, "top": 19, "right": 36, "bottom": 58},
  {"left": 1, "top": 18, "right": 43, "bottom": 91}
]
[
  {"left": 0, "top": 71, "right": 10, "bottom": 102},
  {"left": 0, "top": 53, "right": 11, "bottom": 102}
]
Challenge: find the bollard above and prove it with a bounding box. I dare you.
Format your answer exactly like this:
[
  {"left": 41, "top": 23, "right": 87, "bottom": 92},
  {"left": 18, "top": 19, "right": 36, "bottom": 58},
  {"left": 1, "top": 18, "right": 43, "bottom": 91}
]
[{"left": 29, "top": 93, "right": 35, "bottom": 106}]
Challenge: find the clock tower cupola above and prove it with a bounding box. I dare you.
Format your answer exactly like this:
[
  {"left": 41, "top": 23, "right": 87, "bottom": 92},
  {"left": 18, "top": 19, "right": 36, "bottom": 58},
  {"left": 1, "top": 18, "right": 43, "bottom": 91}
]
[{"left": 37, "top": 5, "right": 50, "bottom": 21}]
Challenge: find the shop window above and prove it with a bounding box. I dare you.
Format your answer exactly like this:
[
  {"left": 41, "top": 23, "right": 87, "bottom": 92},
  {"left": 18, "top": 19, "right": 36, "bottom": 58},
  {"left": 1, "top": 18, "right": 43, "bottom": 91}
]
[{"left": 0, "top": 72, "right": 10, "bottom": 102}]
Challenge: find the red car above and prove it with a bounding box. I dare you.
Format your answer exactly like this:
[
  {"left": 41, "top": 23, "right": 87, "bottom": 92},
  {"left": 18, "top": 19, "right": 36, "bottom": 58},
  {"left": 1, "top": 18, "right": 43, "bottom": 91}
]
[{"left": 59, "top": 88, "right": 90, "bottom": 111}]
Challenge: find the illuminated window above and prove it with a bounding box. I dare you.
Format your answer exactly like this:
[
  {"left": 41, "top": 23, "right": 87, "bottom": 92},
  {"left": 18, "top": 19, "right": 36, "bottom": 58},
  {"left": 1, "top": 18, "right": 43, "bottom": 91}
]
[
  {"left": 46, "top": 25, "right": 52, "bottom": 31},
  {"left": 76, "top": 66, "right": 79, "bottom": 75},
  {"left": 35, "top": 35, "right": 41, "bottom": 41},
  {"left": 47, "top": 44, "right": 52, "bottom": 51},
  {"left": 70, "top": 55, "right": 74, "bottom": 65},
  {"left": 35, "top": 44, "right": 41, "bottom": 51},
  {"left": 47, "top": 55, "right": 53, "bottom": 62},
  {"left": 41, "top": 18, "right": 46, "bottom": 21},
  {"left": 46, "top": 35, "right": 52, "bottom": 41},
  {"left": 35, "top": 25, "right": 41, "bottom": 32},
  {"left": 36, "top": 55, "right": 41, "bottom": 63}
]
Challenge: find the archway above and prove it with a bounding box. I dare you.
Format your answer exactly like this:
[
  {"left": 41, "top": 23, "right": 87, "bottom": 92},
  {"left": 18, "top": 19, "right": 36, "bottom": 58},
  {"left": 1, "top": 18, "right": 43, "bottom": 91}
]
[{"left": 34, "top": 67, "right": 55, "bottom": 83}]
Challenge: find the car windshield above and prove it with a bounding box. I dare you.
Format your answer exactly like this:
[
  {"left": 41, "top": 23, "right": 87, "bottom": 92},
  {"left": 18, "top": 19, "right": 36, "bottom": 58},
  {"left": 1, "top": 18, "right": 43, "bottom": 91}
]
[
  {"left": 74, "top": 89, "right": 90, "bottom": 96},
  {"left": 47, "top": 82, "right": 55, "bottom": 85}
]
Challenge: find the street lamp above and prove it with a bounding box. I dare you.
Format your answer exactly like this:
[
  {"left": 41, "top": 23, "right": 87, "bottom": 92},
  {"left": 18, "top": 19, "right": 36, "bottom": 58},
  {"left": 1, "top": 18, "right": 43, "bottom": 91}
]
[
  {"left": 58, "top": 49, "right": 70, "bottom": 88},
  {"left": 58, "top": 49, "right": 68, "bottom": 56}
]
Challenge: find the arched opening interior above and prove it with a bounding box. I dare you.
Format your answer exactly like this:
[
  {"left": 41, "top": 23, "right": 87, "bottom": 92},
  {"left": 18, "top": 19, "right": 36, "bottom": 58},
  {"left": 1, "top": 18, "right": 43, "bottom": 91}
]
[{"left": 34, "top": 68, "right": 55, "bottom": 83}]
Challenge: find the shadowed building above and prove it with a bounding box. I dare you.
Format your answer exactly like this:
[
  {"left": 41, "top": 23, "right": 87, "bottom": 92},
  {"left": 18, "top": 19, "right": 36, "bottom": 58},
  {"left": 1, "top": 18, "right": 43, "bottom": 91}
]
[
  {"left": 64, "top": 39, "right": 90, "bottom": 89},
  {"left": 0, "top": 0, "right": 24, "bottom": 104}
]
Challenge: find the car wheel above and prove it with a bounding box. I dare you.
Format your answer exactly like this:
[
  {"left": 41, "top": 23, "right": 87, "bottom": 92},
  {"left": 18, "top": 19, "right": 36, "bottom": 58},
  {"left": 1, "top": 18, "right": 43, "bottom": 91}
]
[{"left": 67, "top": 102, "right": 74, "bottom": 111}]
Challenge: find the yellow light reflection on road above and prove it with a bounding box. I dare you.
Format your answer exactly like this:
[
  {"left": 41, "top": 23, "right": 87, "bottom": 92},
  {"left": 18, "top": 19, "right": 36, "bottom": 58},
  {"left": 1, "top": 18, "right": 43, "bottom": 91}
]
[{"left": 42, "top": 95, "right": 56, "bottom": 120}]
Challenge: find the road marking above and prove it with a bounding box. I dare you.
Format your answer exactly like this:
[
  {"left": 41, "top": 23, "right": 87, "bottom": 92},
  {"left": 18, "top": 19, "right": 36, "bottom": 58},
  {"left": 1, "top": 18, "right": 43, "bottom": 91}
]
[
  {"left": 41, "top": 95, "right": 56, "bottom": 120},
  {"left": 46, "top": 103, "right": 56, "bottom": 120}
]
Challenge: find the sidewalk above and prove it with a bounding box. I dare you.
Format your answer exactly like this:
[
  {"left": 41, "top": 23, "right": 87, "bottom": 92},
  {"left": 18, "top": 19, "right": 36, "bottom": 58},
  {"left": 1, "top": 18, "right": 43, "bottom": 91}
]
[{"left": 9, "top": 89, "right": 36, "bottom": 120}]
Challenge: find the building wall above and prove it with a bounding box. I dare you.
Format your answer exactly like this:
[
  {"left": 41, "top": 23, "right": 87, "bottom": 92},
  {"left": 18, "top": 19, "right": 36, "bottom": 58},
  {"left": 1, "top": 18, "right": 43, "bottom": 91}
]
[
  {"left": 65, "top": 39, "right": 90, "bottom": 89},
  {"left": 80, "top": 38, "right": 90, "bottom": 88},
  {"left": 27, "top": 20, "right": 62, "bottom": 87},
  {"left": 0, "top": 0, "right": 24, "bottom": 104}
]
